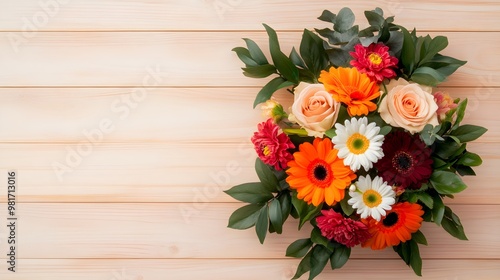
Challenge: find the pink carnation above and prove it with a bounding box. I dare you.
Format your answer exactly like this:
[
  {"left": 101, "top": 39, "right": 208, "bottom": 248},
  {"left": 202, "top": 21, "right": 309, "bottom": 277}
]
[
  {"left": 251, "top": 119, "right": 295, "bottom": 170},
  {"left": 316, "top": 209, "right": 371, "bottom": 248},
  {"left": 434, "top": 91, "right": 458, "bottom": 120},
  {"left": 350, "top": 43, "right": 398, "bottom": 82}
]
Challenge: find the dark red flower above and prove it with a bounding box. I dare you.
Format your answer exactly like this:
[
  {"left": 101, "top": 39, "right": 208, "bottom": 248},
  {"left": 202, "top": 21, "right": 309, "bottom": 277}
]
[
  {"left": 251, "top": 119, "right": 295, "bottom": 170},
  {"left": 316, "top": 209, "right": 371, "bottom": 247},
  {"left": 374, "top": 131, "right": 433, "bottom": 189},
  {"left": 350, "top": 43, "right": 398, "bottom": 82}
]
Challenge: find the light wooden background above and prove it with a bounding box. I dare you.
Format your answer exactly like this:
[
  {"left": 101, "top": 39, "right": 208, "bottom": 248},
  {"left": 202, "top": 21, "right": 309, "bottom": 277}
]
[{"left": 0, "top": 1, "right": 499, "bottom": 279}]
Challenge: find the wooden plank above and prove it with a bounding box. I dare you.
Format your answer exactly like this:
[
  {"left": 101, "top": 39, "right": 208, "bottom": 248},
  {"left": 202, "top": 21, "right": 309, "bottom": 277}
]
[
  {"left": 0, "top": 87, "right": 497, "bottom": 143},
  {"left": 0, "top": 203, "right": 497, "bottom": 259},
  {"left": 0, "top": 142, "right": 495, "bottom": 204},
  {"left": 1, "top": 32, "right": 499, "bottom": 86},
  {"left": 1, "top": 0, "right": 499, "bottom": 31},
  {"left": 0, "top": 259, "right": 499, "bottom": 280}
]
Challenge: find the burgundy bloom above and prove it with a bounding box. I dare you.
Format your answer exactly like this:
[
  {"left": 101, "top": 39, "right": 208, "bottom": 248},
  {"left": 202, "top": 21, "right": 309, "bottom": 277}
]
[
  {"left": 350, "top": 43, "right": 398, "bottom": 82},
  {"left": 374, "top": 131, "right": 433, "bottom": 189},
  {"left": 251, "top": 118, "right": 295, "bottom": 170},
  {"left": 316, "top": 209, "right": 371, "bottom": 248}
]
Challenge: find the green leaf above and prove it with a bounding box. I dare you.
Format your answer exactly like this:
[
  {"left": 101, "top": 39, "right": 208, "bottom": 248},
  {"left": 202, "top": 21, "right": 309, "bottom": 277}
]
[
  {"left": 292, "top": 193, "right": 322, "bottom": 229},
  {"left": 364, "top": 10, "right": 385, "bottom": 27},
  {"left": 431, "top": 194, "right": 445, "bottom": 226},
  {"left": 224, "top": 182, "right": 273, "bottom": 204},
  {"left": 410, "top": 66, "right": 446, "bottom": 86},
  {"left": 263, "top": 24, "right": 299, "bottom": 83},
  {"left": 412, "top": 230, "right": 428, "bottom": 245},
  {"left": 455, "top": 165, "right": 476, "bottom": 176},
  {"left": 243, "top": 38, "right": 268, "bottom": 65},
  {"left": 430, "top": 170, "right": 467, "bottom": 195},
  {"left": 317, "top": 10, "right": 336, "bottom": 23},
  {"left": 232, "top": 47, "right": 258, "bottom": 67},
  {"left": 269, "top": 199, "right": 283, "bottom": 234},
  {"left": 292, "top": 249, "right": 312, "bottom": 280},
  {"left": 450, "top": 125, "right": 488, "bottom": 143},
  {"left": 228, "top": 203, "right": 264, "bottom": 229},
  {"left": 409, "top": 240, "right": 422, "bottom": 276},
  {"left": 334, "top": 7, "right": 355, "bottom": 32},
  {"left": 309, "top": 245, "right": 331, "bottom": 280},
  {"left": 278, "top": 191, "right": 292, "bottom": 223},
  {"left": 400, "top": 27, "right": 415, "bottom": 73},
  {"left": 456, "top": 152, "right": 482, "bottom": 166},
  {"left": 340, "top": 193, "right": 354, "bottom": 216},
  {"left": 330, "top": 246, "right": 350, "bottom": 269},
  {"left": 311, "top": 227, "right": 332, "bottom": 250},
  {"left": 300, "top": 29, "right": 328, "bottom": 78},
  {"left": 255, "top": 158, "right": 279, "bottom": 192},
  {"left": 419, "top": 36, "right": 448, "bottom": 65},
  {"left": 324, "top": 128, "right": 336, "bottom": 139},
  {"left": 379, "top": 126, "right": 392, "bottom": 136},
  {"left": 452, "top": 98, "right": 468, "bottom": 130},
  {"left": 253, "top": 77, "right": 293, "bottom": 108},
  {"left": 286, "top": 238, "right": 313, "bottom": 258},
  {"left": 255, "top": 205, "right": 269, "bottom": 244},
  {"left": 290, "top": 47, "right": 307, "bottom": 69},
  {"left": 416, "top": 192, "right": 434, "bottom": 209},
  {"left": 242, "top": 64, "right": 276, "bottom": 78},
  {"left": 434, "top": 139, "right": 461, "bottom": 159},
  {"left": 442, "top": 206, "right": 468, "bottom": 240}
]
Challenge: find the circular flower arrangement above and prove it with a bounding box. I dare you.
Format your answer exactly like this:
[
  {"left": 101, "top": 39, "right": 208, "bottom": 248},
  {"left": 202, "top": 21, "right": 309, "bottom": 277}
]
[{"left": 225, "top": 7, "right": 487, "bottom": 279}]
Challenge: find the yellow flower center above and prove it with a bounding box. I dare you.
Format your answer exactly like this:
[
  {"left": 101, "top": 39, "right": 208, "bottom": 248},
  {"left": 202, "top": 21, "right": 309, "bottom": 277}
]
[
  {"left": 363, "top": 189, "right": 382, "bottom": 208},
  {"left": 368, "top": 53, "right": 382, "bottom": 65},
  {"left": 262, "top": 146, "right": 271, "bottom": 156},
  {"left": 347, "top": 133, "right": 370, "bottom": 154}
]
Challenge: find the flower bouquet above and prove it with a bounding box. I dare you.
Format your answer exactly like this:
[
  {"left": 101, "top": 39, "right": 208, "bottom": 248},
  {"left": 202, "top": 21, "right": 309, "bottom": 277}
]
[{"left": 225, "top": 7, "right": 487, "bottom": 279}]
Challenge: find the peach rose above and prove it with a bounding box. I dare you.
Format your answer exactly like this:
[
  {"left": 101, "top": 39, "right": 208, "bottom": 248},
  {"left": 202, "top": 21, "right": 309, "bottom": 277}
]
[
  {"left": 378, "top": 79, "right": 438, "bottom": 134},
  {"left": 288, "top": 83, "right": 340, "bottom": 137}
]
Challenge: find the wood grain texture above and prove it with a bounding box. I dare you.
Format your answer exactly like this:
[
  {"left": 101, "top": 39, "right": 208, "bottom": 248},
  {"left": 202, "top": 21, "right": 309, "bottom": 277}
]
[
  {"left": 0, "top": 203, "right": 498, "bottom": 260},
  {"left": 0, "top": 259, "right": 499, "bottom": 280},
  {"left": 0, "top": 142, "right": 495, "bottom": 204},
  {"left": 0, "top": 0, "right": 498, "bottom": 278},
  {"left": 0, "top": 88, "right": 497, "bottom": 143},
  {"left": 0, "top": 32, "right": 499, "bottom": 87},
  {"left": 0, "top": 0, "right": 499, "bottom": 31}
]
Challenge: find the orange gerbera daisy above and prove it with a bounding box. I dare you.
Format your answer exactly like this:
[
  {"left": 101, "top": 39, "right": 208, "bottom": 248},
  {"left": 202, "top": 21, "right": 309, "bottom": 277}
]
[
  {"left": 319, "top": 67, "right": 380, "bottom": 116},
  {"left": 362, "top": 202, "right": 424, "bottom": 250},
  {"left": 286, "top": 138, "right": 356, "bottom": 206}
]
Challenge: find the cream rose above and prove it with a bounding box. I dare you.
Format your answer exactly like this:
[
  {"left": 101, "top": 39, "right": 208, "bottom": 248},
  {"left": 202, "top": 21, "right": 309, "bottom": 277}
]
[
  {"left": 288, "top": 82, "right": 340, "bottom": 137},
  {"left": 378, "top": 79, "right": 438, "bottom": 134}
]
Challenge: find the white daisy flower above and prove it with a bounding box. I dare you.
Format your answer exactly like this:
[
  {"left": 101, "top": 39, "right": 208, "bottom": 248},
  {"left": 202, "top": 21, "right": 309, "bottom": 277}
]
[
  {"left": 331, "top": 116, "right": 384, "bottom": 171},
  {"left": 348, "top": 175, "right": 396, "bottom": 221}
]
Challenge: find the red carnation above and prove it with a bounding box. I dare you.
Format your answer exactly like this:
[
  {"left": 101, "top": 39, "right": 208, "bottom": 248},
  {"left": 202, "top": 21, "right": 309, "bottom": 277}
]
[
  {"left": 316, "top": 209, "right": 371, "bottom": 248},
  {"left": 251, "top": 119, "right": 295, "bottom": 171},
  {"left": 374, "top": 131, "right": 433, "bottom": 189},
  {"left": 350, "top": 43, "right": 398, "bottom": 82}
]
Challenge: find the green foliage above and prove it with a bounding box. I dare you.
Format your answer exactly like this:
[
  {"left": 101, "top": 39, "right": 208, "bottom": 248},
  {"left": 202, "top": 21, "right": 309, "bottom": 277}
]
[
  {"left": 316, "top": 7, "right": 359, "bottom": 67},
  {"left": 429, "top": 170, "right": 467, "bottom": 195},
  {"left": 286, "top": 238, "right": 313, "bottom": 258},
  {"left": 398, "top": 26, "right": 466, "bottom": 86},
  {"left": 393, "top": 239, "right": 422, "bottom": 276},
  {"left": 292, "top": 193, "right": 323, "bottom": 229},
  {"left": 442, "top": 206, "right": 468, "bottom": 240}
]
